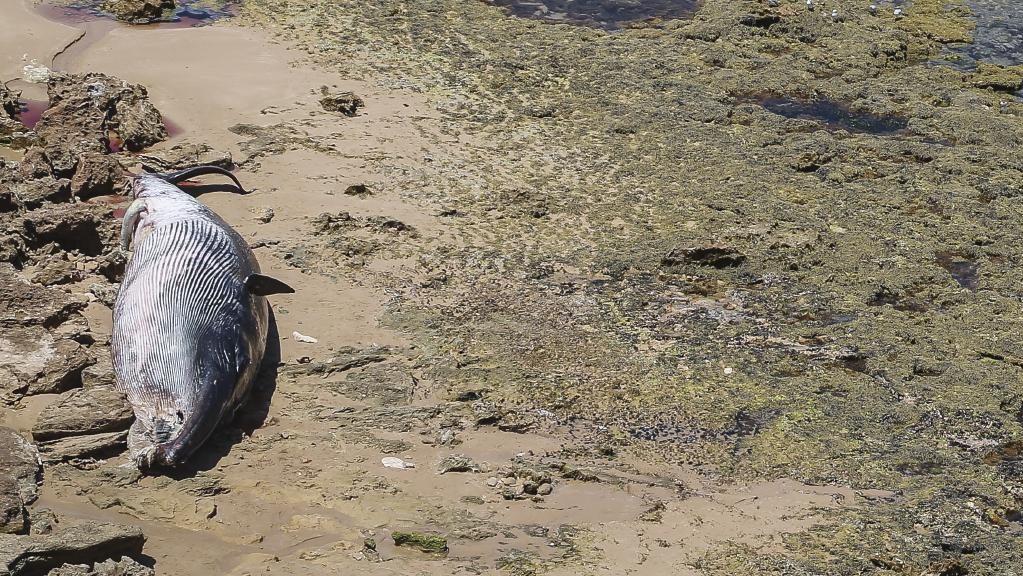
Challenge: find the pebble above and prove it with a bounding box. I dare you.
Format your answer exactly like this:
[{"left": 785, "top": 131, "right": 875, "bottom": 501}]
[
  {"left": 893, "top": 8, "right": 903, "bottom": 17},
  {"left": 382, "top": 457, "right": 414, "bottom": 469},
  {"left": 537, "top": 483, "right": 553, "bottom": 496},
  {"left": 869, "top": 4, "right": 878, "bottom": 15},
  {"left": 502, "top": 476, "right": 518, "bottom": 486},
  {"left": 486, "top": 477, "right": 499, "bottom": 487}
]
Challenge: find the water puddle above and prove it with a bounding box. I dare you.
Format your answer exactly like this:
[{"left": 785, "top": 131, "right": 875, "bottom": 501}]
[
  {"left": 935, "top": 251, "right": 979, "bottom": 290},
  {"left": 13, "top": 99, "right": 47, "bottom": 130},
  {"left": 742, "top": 95, "right": 910, "bottom": 136},
  {"left": 482, "top": 0, "right": 701, "bottom": 30}
]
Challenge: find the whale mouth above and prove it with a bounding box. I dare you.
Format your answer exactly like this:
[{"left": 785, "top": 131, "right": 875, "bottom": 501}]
[{"left": 125, "top": 165, "right": 248, "bottom": 198}]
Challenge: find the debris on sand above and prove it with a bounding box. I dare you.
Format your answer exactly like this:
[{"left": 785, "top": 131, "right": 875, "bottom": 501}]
[
  {"left": 0, "top": 521, "right": 145, "bottom": 575},
  {"left": 318, "top": 88, "right": 364, "bottom": 117},
  {"left": 291, "top": 331, "right": 318, "bottom": 344},
  {"left": 381, "top": 456, "right": 414, "bottom": 469}
]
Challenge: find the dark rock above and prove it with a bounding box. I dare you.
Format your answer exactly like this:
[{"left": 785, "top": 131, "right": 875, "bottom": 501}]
[
  {"left": 661, "top": 244, "right": 746, "bottom": 269},
  {"left": 343, "top": 184, "right": 371, "bottom": 197},
  {"left": 0, "top": 271, "right": 87, "bottom": 328},
  {"left": 0, "top": 87, "right": 16, "bottom": 119},
  {"left": 128, "top": 142, "right": 233, "bottom": 173},
  {"left": 0, "top": 521, "right": 145, "bottom": 576},
  {"left": 100, "top": 0, "right": 175, "bottom": 23},
  {"left": 36, "top": 430, "right": 128, "bottom": 464},
  {"left": 32, "top": 386, "right": 132, "bottom": 441},
  {"left": 37, "top": 72, "right": 167, "bottom": 175},
  {"left": 70, "top": 154, "right": 124, "bottom": 200},
  {"left": 318, "top": 89, "right": 364, "bottom": 117}
]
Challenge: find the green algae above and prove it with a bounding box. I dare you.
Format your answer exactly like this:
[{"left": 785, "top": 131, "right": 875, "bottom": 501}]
[{"left": 242, "top": 0, "right": 1023, "bottom": 572}]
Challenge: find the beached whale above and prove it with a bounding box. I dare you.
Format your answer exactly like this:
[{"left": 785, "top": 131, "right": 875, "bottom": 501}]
[{"left": 112, "top": 166, "right": 292, "bottom": 470}]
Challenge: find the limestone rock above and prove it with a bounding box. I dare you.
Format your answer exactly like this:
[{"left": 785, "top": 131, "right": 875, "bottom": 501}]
[
  {"left": 0, "top": 521, "right": 145, "bottom": 576},
  {"left": 32, "top": 386, "right": 132, "bottom": 441},
  {"left": 70, "top": 154, "right": 124, "bottom": 200},
  {"left": 37, "top": 430, "right": 128, "bottom": 464}
]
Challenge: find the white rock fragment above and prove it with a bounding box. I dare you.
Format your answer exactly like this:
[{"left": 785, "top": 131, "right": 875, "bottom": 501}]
[
  {"left": 382, "top": 457, "right": 414, "bottom": 469},
  {"left": 292, "top": 331, "right": 318, "bottom": 344},
  {"left": 22, "top": 58, "right": 51, "bottom": 83}
]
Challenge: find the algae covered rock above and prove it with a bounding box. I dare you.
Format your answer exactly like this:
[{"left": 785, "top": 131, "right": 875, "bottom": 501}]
[
  {"left": 391, "top": 531, "right": 448, "bottom": 554},
  {"left": 101, "top": 0, "right": 176, "bottom": 24}
]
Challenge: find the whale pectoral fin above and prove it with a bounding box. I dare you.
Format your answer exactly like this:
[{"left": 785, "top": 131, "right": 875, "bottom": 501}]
[
  {"left": 119, "top": 199, "right": 148, "bottom": 252},
  {"left": 245, "top": 273, "right": 295, "bottom": 296}
]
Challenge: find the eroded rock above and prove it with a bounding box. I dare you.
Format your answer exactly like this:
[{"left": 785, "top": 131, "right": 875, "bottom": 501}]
[
  {"left": 101, "top": 0, "right": 175, "bottom": 23},
  {"left": 32, "top": 386, "right": 132, "bottom": 442},
  {"left": 36, "top": 73, "right": 167, "bottom": 175},
  {"left": 70, "top": 154, "right": 124, "bottom": 200},
  {"left": 20, "top": 202, "right": 116, "bottom": 257},
  {"left": 0, "top": 271, "right": 87, "bottom": 328},
  {"left": 0, "top": 521, "right": 144, "bottom": 576},
  {"left": 36, "top": 430, "right": 127, "bottom": 464},
  {"left": 0, "top": 475, "right": 26, "bottom": 535},
  {"left": 25, "top": 339, "right": 92, "bottom": 396},
  {"left": 80, "top": 358, "right": 115, "bottom": 389},
  {"left": 0, "top": 429, "right": 41, "bottom": 536},
  {"left": 10, "top": 178, "right": 71, "bottom": 210}
]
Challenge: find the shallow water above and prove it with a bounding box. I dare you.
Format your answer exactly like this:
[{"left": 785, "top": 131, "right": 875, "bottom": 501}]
[
  {"left": 483, "top": 0, "right": 700, "bottom": 29},
  {"left": 14, "top": 99, "right": 47, "bottom": 130},
  {"left": 936, "top": 0, "right": 1023, "bottom": 69}
]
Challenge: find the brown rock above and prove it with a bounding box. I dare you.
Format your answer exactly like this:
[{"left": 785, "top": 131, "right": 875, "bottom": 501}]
[
  {"left": 80, "top": 357, "right": 115, "bottom": 388},
  {"left": 0, "top": 271, "right": 87, "bottom": 328},
  {"left": 16, "top": 148, "right": 53, "bottom": 180},
  {"left": 37, "top": 430, "right": 128, "bottom": 464},
  {"left": 0, "top": 428, "right": 41, "bottom": 535},
  {"left": 0, "top": 475, "right": 26, "bottom": 535},
  {"left": 30, "top": 255, "right": 80, "bottom": 287},
  {"left": 0, "top": 521, "right": 145, "bottom": 575},
  {"left": 70, "top": 154, "right": 124, "bottom": 200},
  {"left": 36, "top": 72, "right": 167, "bottom": 175},
  {"left": 32, "top": 386, "right": 132, "bottom": 442},
  {"left": 20, "top": 202, "right": 116, "bottom": 257},
  {"left": 10, "top": 177, "right": 71, "bottom": 209},
  {"left": 25, "top": 339, "right": 92, "bottom": 396}
]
